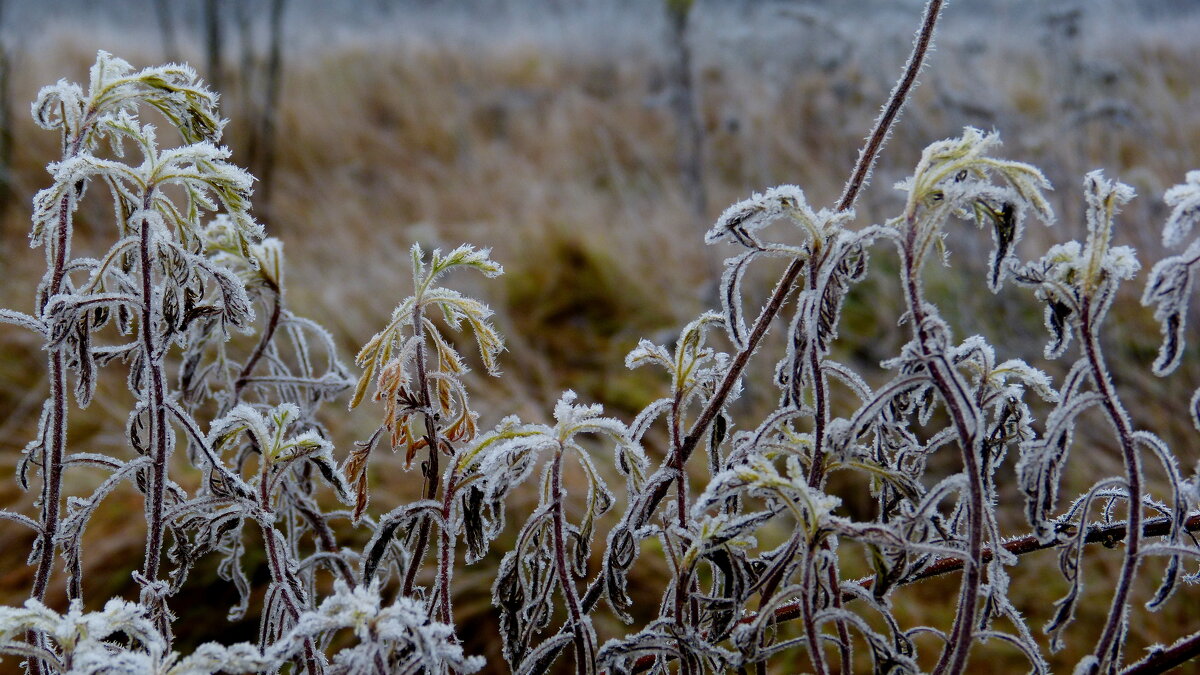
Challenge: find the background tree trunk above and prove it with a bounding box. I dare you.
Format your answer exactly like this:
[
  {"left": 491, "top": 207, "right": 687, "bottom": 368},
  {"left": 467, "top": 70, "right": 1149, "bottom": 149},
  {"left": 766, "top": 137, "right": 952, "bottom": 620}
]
[
  {"left": 0, "top": 0, "right": 14, "bottom": 217},
  {"left": 153, "top": 0, "right": 179, "bottom": 62},
  {"left": 665, "top": 0, "right": 706, "bottom": 220},
  {"left": 205, "top": 0, "right": 224, "bottom": 95},
  {"left": 255, "top": 0, "right": 288, "bottom": 216}
]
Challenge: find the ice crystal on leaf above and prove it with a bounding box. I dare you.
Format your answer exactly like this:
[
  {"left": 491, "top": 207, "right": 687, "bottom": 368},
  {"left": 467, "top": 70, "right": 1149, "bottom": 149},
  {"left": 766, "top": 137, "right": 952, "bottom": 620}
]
[
  {"left": 705, "top": 185, "right": 806, "bottom": 247},
  {"left": 0, "top": 598, "right": 165, "bottom": 673},
  {"left": 707, "top": 183, "right": 855, "bottom": 348},
  {"left": 486, "top": 391, "right": 643, "bottom": 672},
  {"left": 697, "top": 454, "right": 840, "bottom": 535},
  {"left": 1145, "top": 172, "right": 1200, "bottom": 382},
  {"left": 899, "top": 127, "right": 1053, "bottom": 291},
  {"left": 1015, "top": 172, "right": 1138, "bottom": 358},
  {"left": 33, "top": 51, "right": 221, "bottom": 151},
  {"left": 1161, "top": 170, "right": 1200, "bottom": 248},
  {"left": 351, "top": 244, "right": 503, "bottom": 413},
  {"left": 277, "top": 581, "right": 483, "bottom": 675}
]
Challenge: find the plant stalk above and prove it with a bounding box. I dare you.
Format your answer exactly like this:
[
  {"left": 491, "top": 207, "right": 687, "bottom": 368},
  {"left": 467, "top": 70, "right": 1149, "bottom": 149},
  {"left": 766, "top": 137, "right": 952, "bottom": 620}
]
[
  {"left": 401, "top": 305, "right": 442, "bottom": 599},
  {"left": 551, "top": 447, "right": 594, "bottom": 675},
  {"left": 136, "top": 189, "right": 177, "bottom": 642},
  {"left": 28, "top": 109, "right": 91, "bottom": 675},
  {"left": 1081, "top": 296, "right": 1143, "bottom": 673},
  {"left": 434, "top": 468, "right": 459, "bottom": 625},
  {"left": 896, "top": 227, "right": 986, "bottom": 675},
  {"left": 233, "top": 285, "right": 282, "bottom": 403},
  {"left": 623, "top": 514, "right": 1200, "bottom": 674}
]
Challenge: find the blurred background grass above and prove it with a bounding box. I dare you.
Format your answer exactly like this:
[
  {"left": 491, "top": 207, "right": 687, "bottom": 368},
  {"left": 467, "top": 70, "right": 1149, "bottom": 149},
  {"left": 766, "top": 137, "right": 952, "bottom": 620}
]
[{"left": 1, "top": 0, "right": 1199, "bottom": 672}]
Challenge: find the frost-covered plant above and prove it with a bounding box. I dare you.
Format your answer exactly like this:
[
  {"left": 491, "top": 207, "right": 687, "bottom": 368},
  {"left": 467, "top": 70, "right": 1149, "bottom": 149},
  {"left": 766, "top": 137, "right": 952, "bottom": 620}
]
[
  {"left": 348, "top": 244, "right": 503, "bottom": 624},
  {"left": 0, "top": 598, "right": 168, "bottom": 673},
  {"left": 0, "top": 52, "right": 229, "bottom": 625},
  {"left": 3, "top": 1, "right": 1200, "bottom": 674},
  {"left": 0, "top": 52, "right": 257, "bottom": 669}
]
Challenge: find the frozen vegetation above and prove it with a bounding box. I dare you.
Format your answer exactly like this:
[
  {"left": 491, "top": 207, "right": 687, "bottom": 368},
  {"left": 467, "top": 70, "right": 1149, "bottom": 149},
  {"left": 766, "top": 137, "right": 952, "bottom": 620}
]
[{"left": 0, "top": 1, "right": 1199, "bottom": 674}]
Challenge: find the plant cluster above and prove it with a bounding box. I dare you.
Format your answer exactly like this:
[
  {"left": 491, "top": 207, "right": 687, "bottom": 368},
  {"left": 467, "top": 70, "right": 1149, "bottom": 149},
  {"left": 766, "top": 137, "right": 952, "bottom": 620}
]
[{"left": 1, "top": 2, "right": 1199, "bottom": 674}]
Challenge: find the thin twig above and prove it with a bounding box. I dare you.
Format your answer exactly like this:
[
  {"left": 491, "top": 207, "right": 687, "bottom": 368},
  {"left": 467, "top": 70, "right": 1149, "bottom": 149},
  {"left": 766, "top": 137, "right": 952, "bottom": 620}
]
[{"left": 1121, "top": 631, "right": 1200, "bottom": 675}]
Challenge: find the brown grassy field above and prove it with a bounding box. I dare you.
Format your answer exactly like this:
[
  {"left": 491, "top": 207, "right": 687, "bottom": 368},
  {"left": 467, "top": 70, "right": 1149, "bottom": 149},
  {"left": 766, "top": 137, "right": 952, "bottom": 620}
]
[{"left": 1, "top": 2, "right": 1199, "bottom": 672}]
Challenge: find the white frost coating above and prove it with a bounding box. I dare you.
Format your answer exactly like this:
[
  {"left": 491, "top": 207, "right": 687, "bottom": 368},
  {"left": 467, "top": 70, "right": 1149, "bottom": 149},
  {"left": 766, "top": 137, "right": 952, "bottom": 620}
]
[
  {"left": 87, "top": 51, "right": 135, "bottom": 99},
  {"left": 1081, "top": 171, "right": 1136, "bottom": 285},
  {"left": 12, "top": 43, "right": 1200, "bottom": 675},
  {"left": 1144, "top": 172, "right": 1200, "bottom": 378},
  {"left": 625, "top": 310, "right": 728, "bottom": 410},
  {"left": 552, "top": 390, "right": 633, "bottom": 450},
  {"left": 1072, "top": 655, "right": 1100, "bottom": 675},
  {"left": 1162, "top": 170, "right": 1200, "bottom": 247},
  {"left": 0, "top": 598, "right": 166, "bottom": 672},
  {"left": 0, "top": 584, "right": 481, "bottom": 675},
  {"left": 32, "top": 80, "right": 85, "bottom": 132},
  {"left": 694, "top": 454, "right": 841, "bottom": 532},
  {"left": 270, "top": 580, "right": 483, "bottom": 674},
  {"left": 718, "top": 250, "right": 755, "bottom": 349},
  {"left": 167, "top": 642, "right": 273, "bottom": 674},
  {"left": 624, "top": 338, "right": 671, "bottom": 371},
  {"left": 705, "top": 185, "right": 807, "bottom": 246}
]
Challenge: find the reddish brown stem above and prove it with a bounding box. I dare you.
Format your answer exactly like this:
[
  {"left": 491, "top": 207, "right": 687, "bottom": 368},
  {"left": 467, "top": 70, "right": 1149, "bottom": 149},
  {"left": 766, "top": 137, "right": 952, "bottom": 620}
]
[
  {"left": 1081, "top": 297, "right": 1144, "bottom": 673},
  {"left": 285, "top": 484, "right": 355, "bottom": 586},
  {"left": 137, "top": 189, "right": 175, "bottom": 643},
  {"left": 434, "top": 469, "right": 459, "bottom": 625},
  {"left": 259, "top": 447, "right": 321, "bottom": 674},
  {"left": 1121, "top": 631, "right": 1200, "bottom": 675},
  {"left": 29, "top": 109, "right": 93, "bottom": 675},
  {"left": 401, "top": 304, "right": 443, "bottom": 599},
  {"left": 551, "top": 448, "right": 594, "bottom": 675}
]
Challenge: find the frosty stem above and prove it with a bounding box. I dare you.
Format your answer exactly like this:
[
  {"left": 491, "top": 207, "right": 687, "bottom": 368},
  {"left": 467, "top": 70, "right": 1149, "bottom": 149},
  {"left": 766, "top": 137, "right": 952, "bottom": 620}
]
[
  {"left": 898, "top": 225, "right": 986, "bottom": 675},
  {"left": 1120, "top": 631, "right": 1200, "bottom": 674},
  {"left": 1081, "top": 296, "right": 1142, "bottom": 673},
  {"left": 551, "top": 446, "right": 595, "bottom": 675},
  {"left": 804, "top": 248, "right": 852, "bottom": 675},
  {"left": 31, "top": 125, "right": 91, "bottom": 611},
  {"left": 669, "top": 386, "right": 698, "bottom": 658},
  {"left": 670, "top": 0, "right": 944, "bottom": 510},
  {"left": 233, "top": 285, "right": 282, "bottom": 403},
  {"left": 434, "top": 467, "right": 459, "bottom": 626},
  {"left": 259, "top": 456, "right": 322, "bottom": 675},
  {"left": 401, "top": 304, "right": 442, "bottom": 600},
  {"left": 800, "top": 544, "right": 829, "bottom": 675},
  {"left": 137, "top": 188, "right": 175, "bottom": 640}
]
